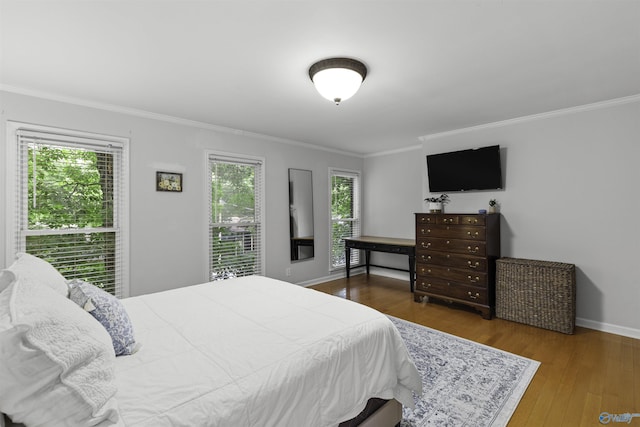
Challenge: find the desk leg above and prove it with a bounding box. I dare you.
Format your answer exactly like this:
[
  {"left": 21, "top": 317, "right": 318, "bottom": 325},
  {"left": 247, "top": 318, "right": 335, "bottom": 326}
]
[
  {"left": 345, "top": 247, "right": 351, "bottom": 278},
  {"left": 365, "top": 250, "right": 371, "bottom": 275},
  {"left": 408, "top": 254, "right": 415, "bottom": 293}
]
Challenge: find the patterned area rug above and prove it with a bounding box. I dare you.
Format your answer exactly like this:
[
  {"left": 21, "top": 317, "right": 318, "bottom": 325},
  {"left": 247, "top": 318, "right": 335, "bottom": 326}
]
[{"left": 389, "top": 316, "right": 540, "bottom": 427}]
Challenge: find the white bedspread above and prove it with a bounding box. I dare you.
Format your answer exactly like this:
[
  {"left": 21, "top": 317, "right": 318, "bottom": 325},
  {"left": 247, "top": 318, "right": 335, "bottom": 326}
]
[{"left": 115, "top": 276, "right": 421, "bottom": 427}]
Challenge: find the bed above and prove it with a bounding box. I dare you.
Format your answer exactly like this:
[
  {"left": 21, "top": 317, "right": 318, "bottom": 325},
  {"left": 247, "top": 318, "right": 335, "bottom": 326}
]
[{"left": 0, "top": 253, "right": 422, "bottom": 427}]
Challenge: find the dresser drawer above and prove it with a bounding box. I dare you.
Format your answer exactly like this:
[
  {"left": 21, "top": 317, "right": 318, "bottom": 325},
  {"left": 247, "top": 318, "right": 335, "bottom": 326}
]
[
  {"left": 416, "top": 214, "right": 438, "bottom": 225},
  {"left": 416, "top": 214, "right": 487, "bottom": 226},
  {"left": 415, "top": 278, "right": 488, "bottom": 304},
  {"left": 417, "top": 265, "right": 487, "bottom": 285},
  {"left": 459, "top": 215, "right": 486, "bottom": 226},
  {"left": 416, "top": 214, "right": 460, "bottom": 225},
  {"left": 417, "top": 251, "right": 487, "bottom": 271},
  {"left": 417, "top": 225, "right": 486, "bottom": 240},
  {"left": 417, "top": 237, "right": 487, "bottom": 256}
]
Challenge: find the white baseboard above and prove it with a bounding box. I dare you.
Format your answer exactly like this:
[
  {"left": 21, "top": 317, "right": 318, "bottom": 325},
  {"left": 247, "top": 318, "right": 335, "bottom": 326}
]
[
  {"left": 576, "top": 317, "right": 640, "bottom": 340},
  {"left": 297, "top": 270, "right": 640, "bottom": 341},
  {"left": 370, "top": 270, "right": 640, "bottom": 340},
  {"left": 296, "top": 267, "right": 366, "bottom": 288}
]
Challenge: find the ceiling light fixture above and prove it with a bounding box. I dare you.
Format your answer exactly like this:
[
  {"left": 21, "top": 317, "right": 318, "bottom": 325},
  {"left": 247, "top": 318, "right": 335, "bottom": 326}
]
[{"left": 309, "top": 57, "right": 367, "bottom": 105}]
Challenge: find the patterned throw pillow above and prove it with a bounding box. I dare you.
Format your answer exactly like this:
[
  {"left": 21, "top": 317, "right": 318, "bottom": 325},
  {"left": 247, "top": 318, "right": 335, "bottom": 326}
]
[{"left": 69, "top": 279, "right": 137, "bottom": 356}]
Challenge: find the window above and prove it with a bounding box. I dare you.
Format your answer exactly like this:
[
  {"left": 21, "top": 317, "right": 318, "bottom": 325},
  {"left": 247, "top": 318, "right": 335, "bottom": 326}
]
[
  {"left": 208, "top": 153, "right": 264, "bottom": 280},
  {"left": 6, "top": 123, "right": 129, "bottom": 297},
  {"left": 329, "top": 168, "right": 361, "bottom": 270}
]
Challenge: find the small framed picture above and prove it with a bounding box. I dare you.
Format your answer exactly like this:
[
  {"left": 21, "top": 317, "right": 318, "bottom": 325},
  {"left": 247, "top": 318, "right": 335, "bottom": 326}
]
[{"left": 156, "top": 171, "right": 183, "bottom": 192}]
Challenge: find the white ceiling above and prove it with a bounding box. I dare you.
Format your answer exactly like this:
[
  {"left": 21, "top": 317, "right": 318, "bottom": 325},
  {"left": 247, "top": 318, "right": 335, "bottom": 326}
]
[{"left": 2, "top": 0, "right": 639, "bottom": 155}]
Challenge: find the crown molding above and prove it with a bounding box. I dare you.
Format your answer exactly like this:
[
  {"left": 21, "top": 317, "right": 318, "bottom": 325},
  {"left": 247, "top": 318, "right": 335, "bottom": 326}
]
[
  {"left": 0, "top": 84, "right": 364, "bottom": 158},
  {"left": 6, "top": 84, "right": 636, "bottom": 159},
  {"left": 419, "top": 94, "right": 640, "bottom": 142},
  {"left": 364, "top": 143, "right": 422, "bottom": 158}
]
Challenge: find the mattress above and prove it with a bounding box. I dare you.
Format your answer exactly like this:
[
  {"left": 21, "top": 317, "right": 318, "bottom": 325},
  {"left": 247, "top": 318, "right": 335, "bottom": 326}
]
[{"left": 114, "top": 276, "right": 422, "bottom": 427}]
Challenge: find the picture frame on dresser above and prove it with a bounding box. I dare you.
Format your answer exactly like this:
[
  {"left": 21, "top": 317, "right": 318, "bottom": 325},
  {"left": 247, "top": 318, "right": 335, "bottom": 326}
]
[{"left": 414, "top": 213, "right": 500, "bottom": 319}]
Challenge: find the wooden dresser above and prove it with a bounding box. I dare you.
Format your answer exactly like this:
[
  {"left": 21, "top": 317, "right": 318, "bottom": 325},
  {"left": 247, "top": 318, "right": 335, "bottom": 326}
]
[{"left": 414, "top": 213, "right": 500, "bottom": 319}]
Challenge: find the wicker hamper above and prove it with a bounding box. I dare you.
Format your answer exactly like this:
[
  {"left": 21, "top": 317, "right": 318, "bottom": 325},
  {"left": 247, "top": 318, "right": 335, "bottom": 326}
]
[{"left": 495, "top": 257, "right": 576, "bottom": 334}]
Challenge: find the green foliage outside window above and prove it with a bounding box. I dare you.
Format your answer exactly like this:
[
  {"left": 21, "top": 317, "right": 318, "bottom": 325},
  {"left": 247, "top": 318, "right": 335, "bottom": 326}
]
[
  {"left": 25, "top": 145, "right": 116, "bottom": 292},
  {"left": 28, "top": 146, "right": 108, "bottom": 228},
  {"left": 210, "top": 161, "right": 260, "bottom": 279},
  {"left": 331, "top": 176, "right": 354, "bottom": 220},
  {"left": 331, "top": 175, "right": 357, "bottom": 267},
  {"left": 211, "top": 162, "right": 256, "bottom": 224}
]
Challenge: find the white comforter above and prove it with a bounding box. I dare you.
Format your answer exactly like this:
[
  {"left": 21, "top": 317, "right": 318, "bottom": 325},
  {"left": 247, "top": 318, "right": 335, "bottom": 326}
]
[{"left": 115, "top": 276, "right": 422, "bottom": 427}]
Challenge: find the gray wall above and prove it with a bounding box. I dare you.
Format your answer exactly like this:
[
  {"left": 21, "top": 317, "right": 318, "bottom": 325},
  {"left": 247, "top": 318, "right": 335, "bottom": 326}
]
[
  {"left": 361, "top": 147, "right": 424, "bottom": 276},
  {"left": 0, "top": 91, "right": 363, "bottom": 296},
  {"left": 3, "top": 90, "right": 638, "bottom": 338},
  {"left": 363, "top": 97, "right": 640, "bottom": 338}
]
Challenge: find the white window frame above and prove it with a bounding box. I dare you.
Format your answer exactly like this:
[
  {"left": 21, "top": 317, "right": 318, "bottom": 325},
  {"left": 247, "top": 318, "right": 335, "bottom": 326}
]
[
  {"left": 205, "top": 150, "right": 265, "bottom": 280},
  {"left": 328, "top": 167, "right": 361, "bottom": 271},
  {"left": 5, "top": 121, "right": 130, "bottom": 297}
]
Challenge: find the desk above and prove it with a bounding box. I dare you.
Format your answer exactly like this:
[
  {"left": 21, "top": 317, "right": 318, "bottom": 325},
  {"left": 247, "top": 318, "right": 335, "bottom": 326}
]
[{"left": 344, "top": 236, "right": 416, "bottom": 292}]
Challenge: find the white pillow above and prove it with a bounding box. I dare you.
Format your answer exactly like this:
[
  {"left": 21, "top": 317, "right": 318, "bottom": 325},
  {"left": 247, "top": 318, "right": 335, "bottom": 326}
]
[
  {"left": 0, "top": 270, "right": 14, "bottom": 294},
  {"left": 0, "top": 273, "right": 122, "bottom": 426},
  {"left": 3, "top": 252, "right": 69, "bottom": 297}
]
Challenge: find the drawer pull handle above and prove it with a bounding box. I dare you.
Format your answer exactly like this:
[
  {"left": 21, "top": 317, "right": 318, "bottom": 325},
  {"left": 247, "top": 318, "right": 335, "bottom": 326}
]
[
  {"left": 468, "top": 291, "right": 480, "bottom": 300},
  {"left": 467, "top": 275, "right": 480, "bottom": 283},
  {"left": 421, "top": 242, "right": 431, "bottom": 248},
  {"left": 467, "top": 231, "right": 480, "bottom": 238},
  {"left": 467, "top": 246, "right": 479, "bottom": 253},
  {"left": 467, "top": 261, "right": 479, "bottom": 269}
]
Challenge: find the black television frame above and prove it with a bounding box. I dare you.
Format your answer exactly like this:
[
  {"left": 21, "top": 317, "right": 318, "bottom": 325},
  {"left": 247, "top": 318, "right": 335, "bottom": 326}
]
[{"left": 426, "top": 145, "right": 503, "bottom": 192}]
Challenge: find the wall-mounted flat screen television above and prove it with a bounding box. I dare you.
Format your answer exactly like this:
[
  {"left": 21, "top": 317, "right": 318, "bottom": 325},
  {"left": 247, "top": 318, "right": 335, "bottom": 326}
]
[{"left": 427, "top": 145, "right": 502, "bottom": 192}]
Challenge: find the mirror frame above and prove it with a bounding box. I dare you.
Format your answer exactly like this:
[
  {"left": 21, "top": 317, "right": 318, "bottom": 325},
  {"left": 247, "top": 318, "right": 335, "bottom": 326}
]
[{"left": 288, "top": 168, "right": 314, "bottom": 261}]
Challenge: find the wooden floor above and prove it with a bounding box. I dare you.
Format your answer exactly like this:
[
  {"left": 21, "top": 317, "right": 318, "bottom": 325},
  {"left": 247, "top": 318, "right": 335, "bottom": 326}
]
[{"left": 310, "top": 274, "right": 640, "bottom": 427}]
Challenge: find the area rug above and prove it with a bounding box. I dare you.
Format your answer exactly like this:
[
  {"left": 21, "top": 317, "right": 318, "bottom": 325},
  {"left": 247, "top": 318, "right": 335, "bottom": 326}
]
[{"left": 388, "top": 316, "right": 540, "bottom": 427}]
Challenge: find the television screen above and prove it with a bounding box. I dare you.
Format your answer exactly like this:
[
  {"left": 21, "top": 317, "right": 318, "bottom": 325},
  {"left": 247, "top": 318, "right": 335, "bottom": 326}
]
[{"left": 427, "top": 145, "right": 502, "bottom": 192}]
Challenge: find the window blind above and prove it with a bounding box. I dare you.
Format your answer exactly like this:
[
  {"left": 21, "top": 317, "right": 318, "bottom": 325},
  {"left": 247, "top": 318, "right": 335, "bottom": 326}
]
[
  {"left": 208, "top": 154, "right": 264, "bottom": 280},
  {"left": 329, "top": 168, "right": 361, "bottom": 270},
  {"left": 13, "top": 127, "right": 128, "bottom": 297}
]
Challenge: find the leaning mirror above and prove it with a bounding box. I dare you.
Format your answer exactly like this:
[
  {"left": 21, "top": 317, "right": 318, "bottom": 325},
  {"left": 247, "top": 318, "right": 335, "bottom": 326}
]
[{"left": 289, "top": 168, "right": 314, "bottom": 261}]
